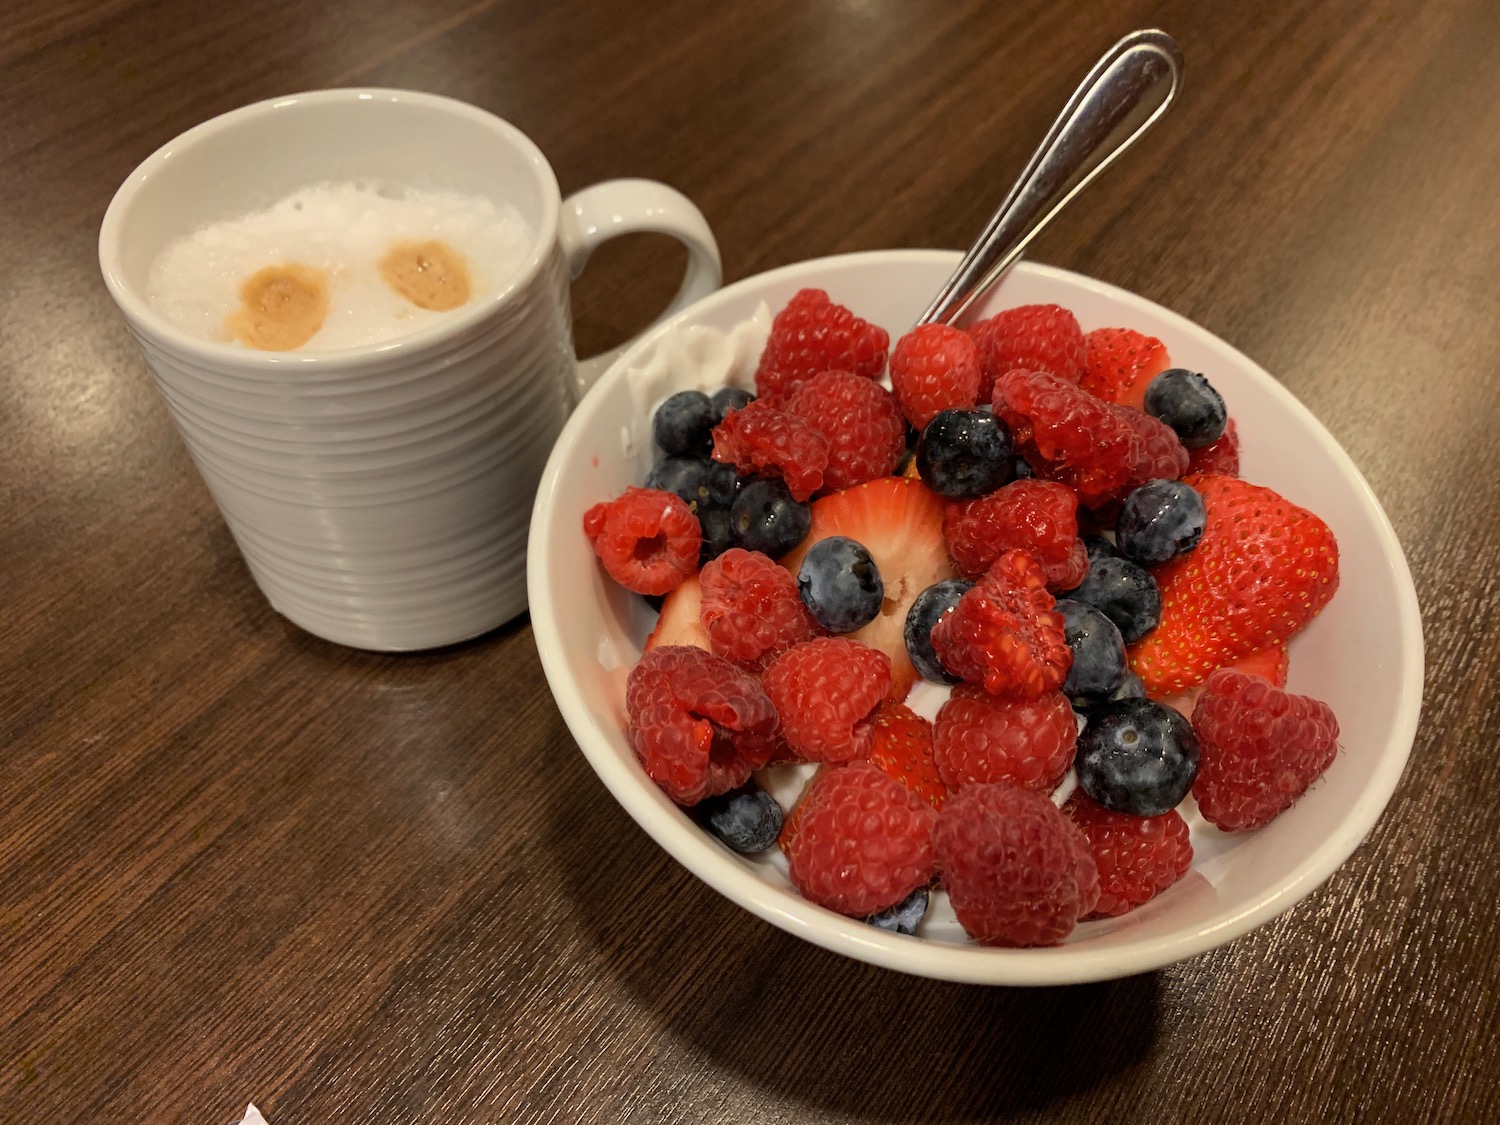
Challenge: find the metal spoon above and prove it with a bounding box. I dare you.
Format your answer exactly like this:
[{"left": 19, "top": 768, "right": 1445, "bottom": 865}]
[{"left": 919, "top": 29, "right": 1184, "bottom": 326}]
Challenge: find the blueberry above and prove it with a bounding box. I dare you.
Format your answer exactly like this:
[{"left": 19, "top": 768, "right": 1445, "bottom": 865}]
[
  {"left": 1012, "top": 454, "right": 1036, "bottom": 480},
  {"left": 797, "top": 536, "right": 883, "bottom": 633},
  {"left": 1066, "top": 556, "right": 1161, "bottom": 644},
  {"left": 698, "top": 504, "right": 736, "bottom": 564},
  {"left": 711, "top": 386, "right": 755, "bottom": 420},
  {"left": 1082, "top": 535, "right": 1121, "bottom": 565},
  {"left": 698, "top": 781, "right": 783, "bottom": 854},
  {"left": 730, "top": 478, "right": 811, "bottom": 557},
  {"left": 1074, "top": 699, "right": 1199, "bottom": 816},
  {"left": 1110, "top": 671, "right": 1148, "bottom": 701},
  {"left": 1116, "top": 480, "right": 1207, "bottom": 565},
  {"left": 653, "top": 390, "right": 717, "bottom": 456},
  {"left": 1143, "top": 369, "right": 1227, "bottom": 448},
  {"left": 645, "top": 455, "right": 737, "bottom": 510},
  {"left": 866, "top": 886, "right": 929, "bottom": 936},
  {"left": 1055, "top": 599, "right": 1127, "bottom": 703},
  {"left": 916, "top": 410, "right": 1014, "bottom": 499},
  {"left": 904, "top": 578, "right": 974, "bottom": 683}
]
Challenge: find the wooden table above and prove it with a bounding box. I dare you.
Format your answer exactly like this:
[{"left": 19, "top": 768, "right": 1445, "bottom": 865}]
[{"left": 4, "top": 1, "right": 1497, "bottom": 1121}]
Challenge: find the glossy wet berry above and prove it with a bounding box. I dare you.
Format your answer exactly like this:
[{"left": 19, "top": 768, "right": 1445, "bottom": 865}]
[
  {"left": 1083, "top": 535, "right": 1120, "bottom": 564},
  {"left": 866, "top": 886, "right": 929, "bottom": 935},
  {"left": 1116, "top": 480, "right": 1207, "bottom": 565},
  {"left": 1074, "top": 698, "right": 1199, "bottom": 817},
  {"left": 698, "top": 781, "right": 783, "bottom": 854},
  {"left": 1065, "top": 555, "right": 1161, "bottom": 644},
  {"left": 797, "top": 535, "right": 883, "bottom": 633},
  {"left": 1143, "top": 369, "right": 1227, "bottom": 448},
  {"left": 903, "top": 577, "right": 973, "bottom": 683},
  {"left": 916, "top": 409, "right": 1014, "bottom": 499},
  {"left": 1055, "top": 598, "right": 1127, "bottom": 703},
  {"left": 730, "top": 478, "right": 811, "bottom": 557},
  {"left": 644, "top": 455, "right": 737, "bottom": 510},
  {"left": 712, "top": 386, "right": 755, "bottom": 419},
  {"left": 653, "top": 390, "right": 718, "bottom": 455},
  {"left": 697, "top": 504, "right": 735, "bottom": 564}
]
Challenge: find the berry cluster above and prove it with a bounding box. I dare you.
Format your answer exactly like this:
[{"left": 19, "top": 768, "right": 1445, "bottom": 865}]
[{"left": 585, "top": 287, "right": 1343, "bottom": 947}]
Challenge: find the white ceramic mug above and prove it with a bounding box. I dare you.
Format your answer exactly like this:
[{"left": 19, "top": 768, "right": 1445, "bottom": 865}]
[{"left": 99, "top": 88, "right": 721, "bottom": 651}]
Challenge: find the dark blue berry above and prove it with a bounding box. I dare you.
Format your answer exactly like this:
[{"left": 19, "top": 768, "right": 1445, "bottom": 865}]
[
  {"left": 730, "top": 478, "right": 811, "bottom": 557},
  {"left": 1011, "top": 454, "right": 1036, "bottom": 480},
  {"left": 645, "top": 455, "right": 737, "bottom": 510},
  {"left": 1066, "top": 556, "right": 1161, "bottom": 644},
  {"left": 1143, "top": 369, "right": 1227, "bottom": 448},
  {"left": 1110, "top": 671, "right": 1148, "bottom": 701},
  {"left": 653, "top": 390, "right": 717, "bottom": 456},
  {"left": 904, "top": 578, "right": 974, "bottom": 683},
  {"left": 797, "top": 536, "right": 882, "bottom": 633},
  {"left": 697, "top": 504, "right": 736, "bottom": 564},
  {"left": 1116, "top": 480, "right": 1207, "bottom": 565},
  {"left": 698, "top": 781, "right": 783, "bottom": 853},
  {"left": 711, "top": 386, "right": 755, "bottom": 420},
  {"left": 1074, "top": 699, "right": 1199, "bottom": 816},
  {"left": 1082, "top": 535, "right": 1121, "bottom": 565},
  {"left": 866, "top": 886, "right": 929, "bottom": 936},
  {"left": 1055, "top": 599, "right": 1127, "bottom": 703},
  {"left": 916, "top": 409, "right": 1014, "bottom": 499}
]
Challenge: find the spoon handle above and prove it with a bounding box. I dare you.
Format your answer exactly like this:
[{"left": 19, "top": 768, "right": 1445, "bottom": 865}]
[{"left": 919, "top": 29, "right": 1184, "bottom": 326}]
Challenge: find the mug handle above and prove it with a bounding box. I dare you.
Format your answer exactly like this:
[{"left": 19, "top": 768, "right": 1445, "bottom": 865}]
[{"left": 558, "top": 178, "right": 722, "bottom": 395}]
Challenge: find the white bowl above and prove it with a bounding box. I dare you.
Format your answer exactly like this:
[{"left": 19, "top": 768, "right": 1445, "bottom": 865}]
[{"left": 528, "top": 250, "right": 1423, "bottom": 985}]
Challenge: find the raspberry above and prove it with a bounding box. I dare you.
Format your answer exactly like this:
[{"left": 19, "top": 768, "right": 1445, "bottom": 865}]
[
  {"left": 932, "top": 686, "right": 1076, "bottom": 793},
  {"left": 868, "top": 701, "right": 948, "bottom": 807},
  {"left": 994, "top": 370, "right": 1187, "bottom": 507},
  {"left": 711, "top": 400, "right": 829, "bottom": 501},
  {"left": 942, "top": 479, "right": 1089, "bottom": 589},
  {"left": 755, "top": 289, "right": 890, "bottom": 403},
  {"left": 967, "top": 303, "right": 1086, "bottom": 398},
  {"left": 888, "top": 324, "right": 982, "bottom": 430},
  {"left": 786, "top": 370, "right": 906, "bottom": 491},
  {"left": 930, "top": 549, "right": 1071, "bottom": 699},
  {"left": 625, "top": 646, "right": 779, "bottom": 805},
  {"left": 934, "top": 783, "right": 1100, "bottom": 946},
  {"left": 698, "top": 548, "right": 821, "bottom": 669},
  {"left": 583, "top": 486, "right": 701, "bottom": 596},
  {"left": 780, "top": 761, "right": 938, "bottom": 916},
  {"left": 1188, "top": 417, "right": 1241, "bottom": 477},
  {"left": 761, "top": 637, "right": 891, "bottom": 762},
  {"left": 1063, "top": 792, "right": 1193, "bottom": 917},
  {"left": 1191, "top": 669, "right": 1340, "bottom": 830}
]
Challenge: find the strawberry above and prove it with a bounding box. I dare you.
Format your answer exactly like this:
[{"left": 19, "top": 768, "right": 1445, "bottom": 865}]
[
  {"left": 644, "top": 574, "right": 709, "bottom": 651},
  {"left": 868, "top": 702, "right": 948, "bottom": 807},
  {"left": 1155, "top": 641, "right": 1289, "bottom": 718},
  {"left": 1130, "top": 475, "right": 1339, "bottom": 696},
  {"left": 779, "top": 477, "right": 959, "bottom": 702},
  {"left": 1080, "top": 327, "right": 1170, "bottom": 410}
]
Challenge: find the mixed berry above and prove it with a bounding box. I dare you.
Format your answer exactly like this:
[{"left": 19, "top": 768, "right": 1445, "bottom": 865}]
[{"left": 586, "top": 288, "right": 1343, "bottom": 948}]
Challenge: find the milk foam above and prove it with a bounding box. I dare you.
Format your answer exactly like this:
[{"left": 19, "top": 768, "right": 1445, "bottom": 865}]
[{"left": 147, "top": 181, "right": 535, "bottom": 350}]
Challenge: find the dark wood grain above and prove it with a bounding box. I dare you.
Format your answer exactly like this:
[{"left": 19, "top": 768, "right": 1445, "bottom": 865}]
[{"left": 2, "top": 0, "right": 1498, "bottom": 1122}]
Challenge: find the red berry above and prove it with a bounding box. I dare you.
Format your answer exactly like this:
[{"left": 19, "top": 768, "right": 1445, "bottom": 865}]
[
  {"left": 778, "top": 478, "right": 959, "bottom": 702},
  {"left": 868, "top": 702, "right": 949, "bottom": 808},
  {"left": 625, "top": 646, "right": 779, "bottom": 805},
  {"left": 942, "top": 479, "right": 1089, "bottom": 590},
  {"left": 711, "top": 400, "right": 829, "bottom": 501},
  {"left": 1192, "top": 669, "right": 1340, "bottom": 830},
  {"left": 1129, "top": 474, "right": 1340, "bottom": 696},
  {"left": 1063, "top": 792, "right": 1193, "bottom": 917},
  {"left": 761, "top": 637, "right": 891, "bottom": 762},
  {"left": 932, "top": 686, "right": 1077, "bottom": 793},
  {"left": 930, "top": 549, "right": 1071, "bottom": 699},
  {"left": 934, "top": 783, "right": 1100, "bottom": 946},
  {"left": 755, "top": 289, "right": 890, "bottom": 403},
  {"left": 1155, "top": 640, "right": 1289, "bottom": 719},
  {"left": 888, "top": 324, "right": 982, "bottom": 430},
  {"left": 1112, "top": 402, "right": 1192, "bottom": 486},
  {"left": 698, "top": 548, "right": 821, "bottom": 669},
  {"left": 645, "top": 572, "right": 709, "bottom": 652},
  {"left": 968, "top": 303, "right": 1086, "bottom": 398},
  {"left": 1080, "top": 327, "right": 1170, "bottom": 410},
  {"left": 780, "top": 761, "right": 938, "bottom": 917},
  {"left": 583, "top": 486, "right": 701, "bottom": 596},
  {"left": 786, "top": 370, "right": 906, "bottom": 491},
  {"left": 1188, "top": 417, "right": 1241, "bottom": 477}
]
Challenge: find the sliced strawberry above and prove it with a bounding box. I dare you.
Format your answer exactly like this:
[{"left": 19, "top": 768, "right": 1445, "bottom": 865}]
[
  {"left": 779, "top": 477, "right": 959, "bottom": 702},
  {"left": 1154, "top": 641, "right": 1289, "bottom": 717},
  {"left": 1080, "top": 327, "right": 1170, "bottom": 410},
  {"left": 868, "top": 701, "right": 948, "bottom": 808},
  {"left": 644, "top": 574, "right": 709, "bottom": 651}
]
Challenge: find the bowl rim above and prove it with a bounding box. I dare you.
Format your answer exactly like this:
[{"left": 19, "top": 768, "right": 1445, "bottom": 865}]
[{"left": 528, "top": 249, "right": 1425, "bottom": 985}]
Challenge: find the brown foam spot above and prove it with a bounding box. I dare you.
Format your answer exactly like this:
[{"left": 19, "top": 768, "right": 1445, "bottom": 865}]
[
  {"left": 379, "top": 239, "right": 471, "bottom": 311},
  {"left": 226, "top": 264, "right": 328, "bottom": 351}
]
